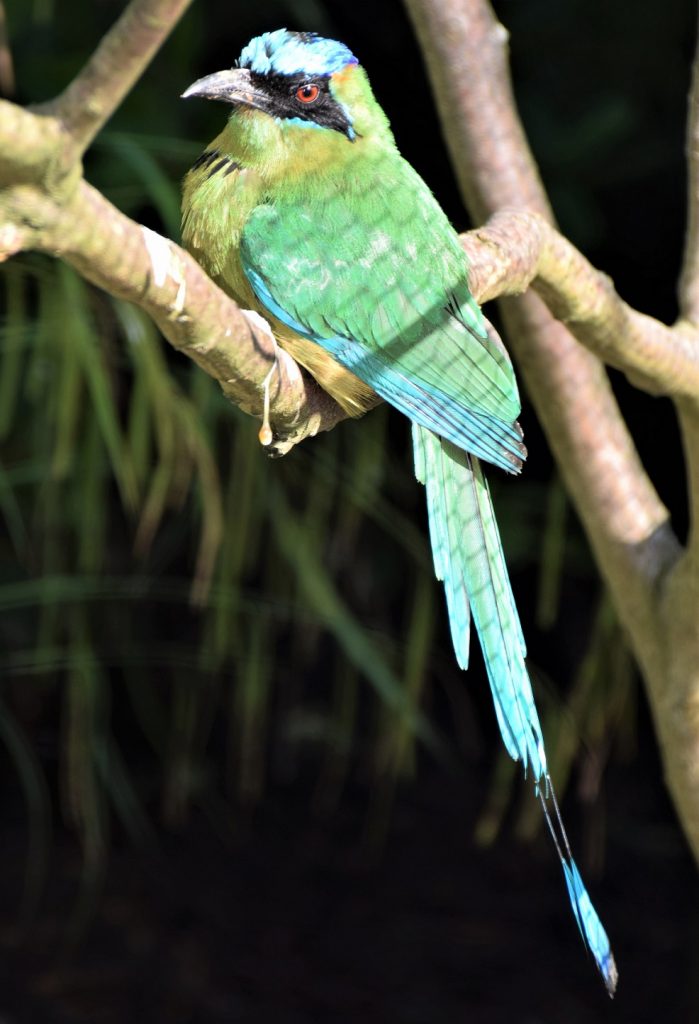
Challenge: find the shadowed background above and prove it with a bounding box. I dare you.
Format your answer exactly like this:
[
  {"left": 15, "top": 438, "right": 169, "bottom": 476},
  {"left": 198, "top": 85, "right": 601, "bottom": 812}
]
[{"left": 0, "top": 0, "right": 697, "bottom": 1020}]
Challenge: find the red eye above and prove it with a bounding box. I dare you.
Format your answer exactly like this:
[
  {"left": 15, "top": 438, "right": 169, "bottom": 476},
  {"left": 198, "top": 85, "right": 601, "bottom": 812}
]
[{"left": 296, "top": 83, "right": 320, "bottom": 104}]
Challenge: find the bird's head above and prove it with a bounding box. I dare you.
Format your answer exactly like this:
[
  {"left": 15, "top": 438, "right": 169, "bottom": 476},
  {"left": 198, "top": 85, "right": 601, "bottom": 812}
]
[{"left": 182, "top": 29, "right": 394, "bottom": 178}]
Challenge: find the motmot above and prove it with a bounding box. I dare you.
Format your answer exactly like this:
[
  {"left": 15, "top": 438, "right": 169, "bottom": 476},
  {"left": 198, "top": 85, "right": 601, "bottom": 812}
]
[{"left": 181, "top": 29, "right": 617, "bottom": 995}]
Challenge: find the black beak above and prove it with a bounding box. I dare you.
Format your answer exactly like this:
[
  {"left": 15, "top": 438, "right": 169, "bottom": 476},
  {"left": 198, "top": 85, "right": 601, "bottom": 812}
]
[{"left": 181, "top": 67, "right": 270, "bottom": 112}]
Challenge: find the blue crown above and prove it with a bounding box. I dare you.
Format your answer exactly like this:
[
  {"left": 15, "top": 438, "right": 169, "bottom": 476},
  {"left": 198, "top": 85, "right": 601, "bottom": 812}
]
[{"left": 239, "top": 30, "right": 357, "bottom": 77}]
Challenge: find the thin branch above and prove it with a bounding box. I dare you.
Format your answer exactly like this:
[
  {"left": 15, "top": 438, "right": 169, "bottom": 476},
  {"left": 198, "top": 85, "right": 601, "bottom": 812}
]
[
  {"left": 38, "top": 0, "right": 194, "bottom": 156},
  {"left": 464, "top": 210, "right": 699, "bottom": 400},
  {"left": 680, "top": 27, "right": 699, "bottom": 323},
  {"left": 0, "top": 2, "right": 15, "bottom": 98},
  {"left": 676, "top": 26, "right": 699, "bottom": 573}
]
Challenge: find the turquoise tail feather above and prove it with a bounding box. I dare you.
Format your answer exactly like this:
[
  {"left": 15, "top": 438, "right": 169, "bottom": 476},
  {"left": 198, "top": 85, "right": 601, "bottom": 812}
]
[
  {"left": 413, "top": 424, "right": 617, "bottom": 996},
  {"left": 544, "top": 788, "right": 619, "bottom": 997},
  {"left": 413, "top": 424, "right": 545, "bottom": 778},
  {"left": 562, "top": 860, "right": 618, "bottom": 996}
]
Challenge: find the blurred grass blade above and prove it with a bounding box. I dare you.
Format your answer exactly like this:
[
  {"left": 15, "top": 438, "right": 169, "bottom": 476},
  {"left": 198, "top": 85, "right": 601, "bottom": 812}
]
[
  {"left": 99, "top": 134, "right": 183, "bottom": 237},
  {"left": 0, "top": 265, "right": 28, "bottom": 439},
  {"left": 314, "top": 660, "right": 358, "bottom": 813},
  {"left": 115, "top": 300, "right": 223, "bottom": 599},
  {"left": 536, "top": 475, "right": 568, "bottom": 630},
  {"left": 162, "top": 671, "right": 200, "bottom": 827},
  {"left": 94, "top": 737, "right": 157, "bottom": 847},
  {"left": 0, "top": 696, "right": 52, "bottom": 930},
  {"left": 0, "top": 457, "right": 29, "bottom": 558},
  {"left": 474, "top": 750, "right": 519, "bottom": 847},
  {"left": 52, "top": 311, "right": 83, "bottom": 479},
  {"left": 179, "top": 400, "right": 223, "bottom": 605},
  {"left": 201, "top": 425, "right": 261, "bottom": 671},
  {"left": 76, "top": 413, "right": 107, "bottom": 573},
  {"left": 388, "top": 571, "right": 436, "bottom": 778},
  {"left": 269, "top": 478, "right": 445, "bottom": 761},
  {"left": 232, "top": 616, "right": 270, "bottom": 805},
  {"left": 57, "top": 265, "right": 137, "bottom": 511},
  {"left": 127, "top": 370, "right": 153, "bottom": 490}
]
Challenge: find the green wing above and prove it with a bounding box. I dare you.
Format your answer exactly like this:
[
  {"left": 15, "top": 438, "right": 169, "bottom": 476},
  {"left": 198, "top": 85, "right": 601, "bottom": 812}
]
[{"left": 240, "top": 153, "right": 525, "bottom": 472}]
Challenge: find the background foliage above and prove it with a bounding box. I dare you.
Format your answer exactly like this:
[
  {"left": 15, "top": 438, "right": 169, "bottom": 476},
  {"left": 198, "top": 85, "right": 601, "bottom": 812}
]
[{"left": 0, "top": 0, "right": 697, "bottom": 1020}]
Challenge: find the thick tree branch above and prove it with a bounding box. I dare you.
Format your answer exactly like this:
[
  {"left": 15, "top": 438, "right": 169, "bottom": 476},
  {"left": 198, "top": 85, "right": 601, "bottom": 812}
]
[{"left": 0, "top": 99, "right": 64, "bottom": 182}]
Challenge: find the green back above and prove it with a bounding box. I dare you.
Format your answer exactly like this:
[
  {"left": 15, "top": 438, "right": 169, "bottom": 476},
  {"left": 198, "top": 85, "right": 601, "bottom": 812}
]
[{"left": 240, "top": 150, "right": 521, "bottom": 431}]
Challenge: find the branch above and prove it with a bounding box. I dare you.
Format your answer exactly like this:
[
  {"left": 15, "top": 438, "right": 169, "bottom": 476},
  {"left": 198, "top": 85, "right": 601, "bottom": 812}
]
[
  {"left": 0, "top": 2, "right": 15, "bottom": 98},
  {"left": 677, "top": 29, "right": 699, "bottom": 567},
  {"left": 465, "top": 210, "right": 699, "bottom": 400},
  {"left": 404, "top": 0, "right": 677, "bottom": 635},
  {"left": 37, "top": 0, "right": 194, "bottom": 157},
  {"left": 0, "top": 0, "right": 345, "bottom": 455},
  {"left": 0, "top": 98, "right": 65, "bottom": 181},
  {"left": 404, "top": 0, "right": 551, "bottom": 223},
  {"left": 43, "top": 180, "right": 346, "bottom": 455},
  {"left": 680, "top": 27, "right": 699, "bottom": 324},
  {"left": 405, "top": 0, "right": 699, "bottom": 867}
]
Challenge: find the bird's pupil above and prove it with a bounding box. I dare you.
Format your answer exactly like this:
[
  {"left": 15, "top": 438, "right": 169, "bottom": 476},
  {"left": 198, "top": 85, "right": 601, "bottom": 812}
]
[{"left": 295, "top": 83, "right": 320, "bottom": 103}]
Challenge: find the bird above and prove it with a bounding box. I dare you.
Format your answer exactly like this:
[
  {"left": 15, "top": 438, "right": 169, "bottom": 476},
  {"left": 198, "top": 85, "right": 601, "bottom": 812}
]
[{"left": 181, "top": 28, "right": 618, "bottom": 996}]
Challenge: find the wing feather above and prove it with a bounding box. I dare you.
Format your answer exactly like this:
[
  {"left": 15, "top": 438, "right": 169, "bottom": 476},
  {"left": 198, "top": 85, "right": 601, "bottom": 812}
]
[{"left": 240, "top": 155, "right": 525, "bottom": 471}]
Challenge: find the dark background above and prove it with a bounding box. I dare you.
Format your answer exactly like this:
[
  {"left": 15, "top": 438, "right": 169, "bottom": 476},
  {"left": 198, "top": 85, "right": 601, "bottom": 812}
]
[{"left": 0, "top": 0, "right": 697, "bottom": 1020}]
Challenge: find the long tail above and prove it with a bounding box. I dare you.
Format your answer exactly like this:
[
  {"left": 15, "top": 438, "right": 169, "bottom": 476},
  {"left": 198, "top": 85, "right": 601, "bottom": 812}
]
[{"left": 413, "top": 424, "right": 618, "bottom": 997}]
